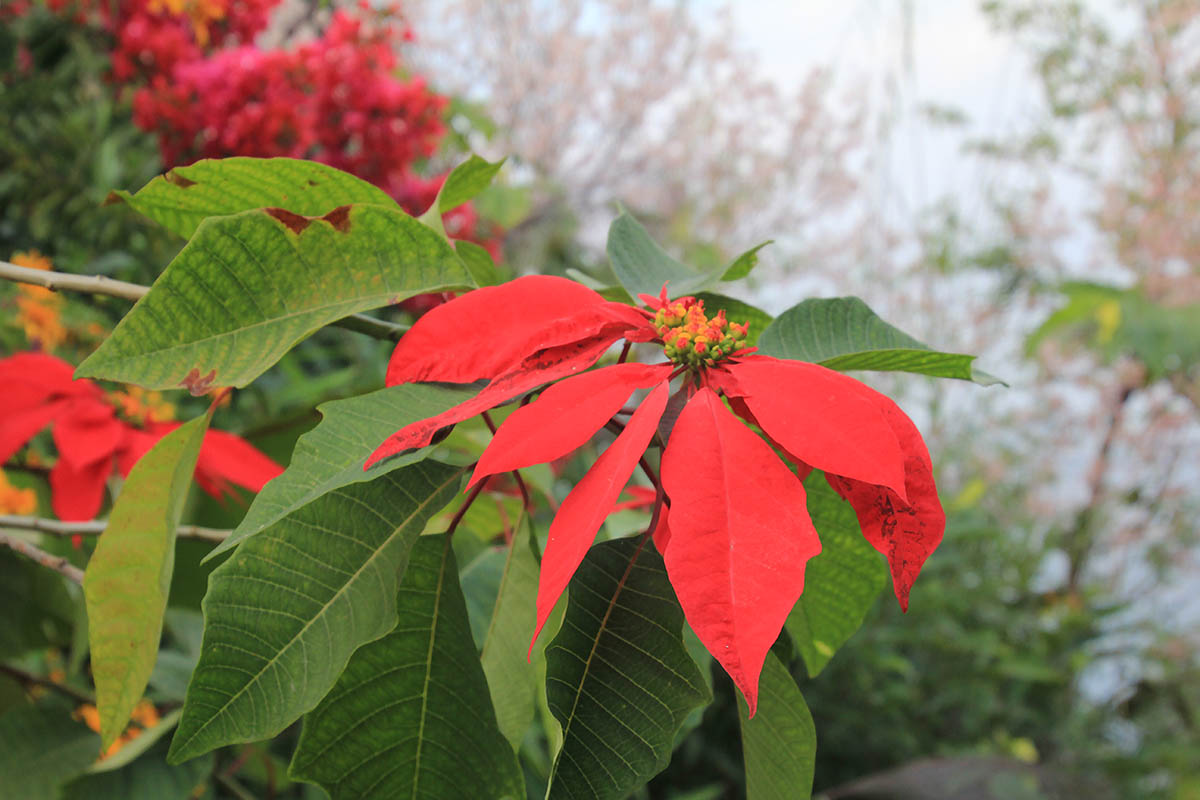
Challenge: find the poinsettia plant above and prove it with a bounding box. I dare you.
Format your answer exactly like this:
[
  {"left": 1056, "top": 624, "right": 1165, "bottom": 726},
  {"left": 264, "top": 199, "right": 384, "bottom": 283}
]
[{"left": 0, "top": 155, "right": 996, "bottom": 799}]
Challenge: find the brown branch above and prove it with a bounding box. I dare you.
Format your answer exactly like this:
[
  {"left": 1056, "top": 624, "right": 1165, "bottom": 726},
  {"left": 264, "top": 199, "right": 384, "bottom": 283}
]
[
  {"left": 0, "top": 531, "right": 84, "bottom": 583},
  {"left": 0, "top": 260, "right": 407, "bottom": 342},
  {"left": 0, "top": 515, "right": 230, "bottom": 543},
  {"left": 0, "top": 664, "right": 95, "bottom": 705}
]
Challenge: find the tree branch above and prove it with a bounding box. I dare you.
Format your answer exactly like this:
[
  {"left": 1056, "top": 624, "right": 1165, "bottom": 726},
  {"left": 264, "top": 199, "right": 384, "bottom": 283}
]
[
  {"left": 0, "top": 531, "right": 84, "bottom": 583},
  {"left": 0, "top": 260, "right": 408, "bottom": 342},
  {"left": 0, "top": 515, "right": 230, "bottom": 543},
  {"left": 0, "top": 664, "right": 95, "bottom": 706}
]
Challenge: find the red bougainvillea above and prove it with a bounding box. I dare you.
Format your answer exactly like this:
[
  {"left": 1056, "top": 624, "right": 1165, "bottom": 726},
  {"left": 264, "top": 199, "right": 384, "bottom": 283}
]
[{"left": 366, "top": 277, "right": 946, "bottom": 715}]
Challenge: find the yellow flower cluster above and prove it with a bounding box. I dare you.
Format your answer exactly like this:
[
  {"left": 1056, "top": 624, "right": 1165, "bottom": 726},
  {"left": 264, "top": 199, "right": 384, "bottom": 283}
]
[
  {"left": 11, "top": 251, "right": 66, "bottom": 351},
  {"left": 653, "top": 297, "right": 748, "bottom": 368},
  {"left": 109, "top": 385, "right": 176, "bottom": 426}
]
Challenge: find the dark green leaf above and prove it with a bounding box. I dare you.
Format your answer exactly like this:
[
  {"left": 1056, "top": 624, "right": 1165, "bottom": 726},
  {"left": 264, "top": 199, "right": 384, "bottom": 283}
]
[
  {"left": 108, "top": 157, "right": 396, "bottom": 239},
  {"left": 85, "top": 412, "right": 209, "bottom": 749},
  {"left": 438, "top": 155, "right": 506, "bottom": 213},
  {"left": 545, "top": 538, "right": 711, "bottom": 799},
  {"left": 606, "top": 210, "right": 722, "bottom": 299},
  {"left": 209, "top": 383, "right": 477, "bottom": 560},
  {"left": 77, "top": 205, "right": 474, "bottom": 390},
  {"left": 694, "top": 292, "right": 773, "bottom": 349},
  {"left": 721, "top": 241, "right": 772, "bottom": 281},
  {"left": 785, "top": 473, "right": 887, "bottom": 677},
  {"left": 168, "top": 462, "right": 464, "bottom": 764},
  {"left": 0, "top": 706, "right": 100, "bottom": 799},
  {"left": 290, "top": 535, "right": 523, "bottom": 800},
  {"left": 0, "top": 549, "right": 75, "bottom": 656},
  {"left": 64, "top": 740, "right": 212, "bottom": 800},
  {"left": 758, "top": 296, "right": 1001, "bottom": 385},
  {"left": 481, "top": 519, "right": 540, "bottom": 750},
  {"left": 737, "top": 653, "right": 816, "bottom": 800}
]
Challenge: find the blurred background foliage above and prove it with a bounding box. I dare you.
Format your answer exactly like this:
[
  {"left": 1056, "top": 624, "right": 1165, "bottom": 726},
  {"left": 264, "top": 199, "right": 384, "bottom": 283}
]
[{"left": 1, "top": 0, "right": 1198, "bottom": 798}]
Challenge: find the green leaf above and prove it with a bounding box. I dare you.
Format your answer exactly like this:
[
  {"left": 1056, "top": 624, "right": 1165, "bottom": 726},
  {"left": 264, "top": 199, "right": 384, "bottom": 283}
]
[
  {"left": 481, "top": 518, "right": 541, "bottom": 751},
  {"left": 545, "top": 538, "right": 712, "bottom": 799},
  {"left": 65, "top": 740, "right": 212, "bottom": 800},
  {"left": 606, "top": 210, "right": 722, "bottom": 299},
  {"left": 167, "top": 462, "right": 464, "bottom": 764},
  {"left": 84, "top": 412, "right": 210, "bottom": 750},
  {"left": 77, "top": 205, "right": 474, "bottom": 391},
  {"left": 438, "top": 155, "right": 506, "bottom": 213},
  {"left": 736, "top": 653, "right": 816, "bottom": 800},
  {"left": 785, "top": 473, "right": 887, "bottom": 677},
  {"left": 758, "top": 296, "right": 1001, "bottom": 385},
  {"left": 290, "top": 535, "right": 524, "bottom": 800},
  {"left": 721, "top": 241, "right": 772, "bottom": 282},
  {"left": 694, "top": 292, "right": 773, "bottom": 349},
  {"left": 107, "top": 157, "right": 396, "bottom": 239},
  {"left": 456, "top": 239, "right": 503, "bottom": 286},
  {"left": 0, "top": 548, "right": 75, "bottom": 656},
  {"left": 87, "top": 709, "right": 182, "bottom": 774},
  {"left": 0, "top": 706, "right": 100, "bottom": 800},
  {"left": 208, "top": 383, "right": 478, "bottom": 561}
]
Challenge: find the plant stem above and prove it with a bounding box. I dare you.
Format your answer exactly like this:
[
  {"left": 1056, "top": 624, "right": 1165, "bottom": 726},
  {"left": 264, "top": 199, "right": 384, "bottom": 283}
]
[
  {"left": 0, "top": 531, "right": 84, "bottom": 583},
  {"left": 446, "top": 477, "right": 488, "bottom": 540},
  {"left": 0, "top": 259, "right": 408, "bottom": 342},
  {"left": 0, "top": 664, "right": 95, "bottom": 705},
  {"left": 0, "top": 515, "right": 230, "bottom": 542}
]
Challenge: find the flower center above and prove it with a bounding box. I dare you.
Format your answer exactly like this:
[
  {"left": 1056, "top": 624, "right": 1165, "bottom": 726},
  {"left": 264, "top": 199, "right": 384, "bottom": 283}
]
[{"left": 653, "top": 297, "right": 748, "bottom": 367}]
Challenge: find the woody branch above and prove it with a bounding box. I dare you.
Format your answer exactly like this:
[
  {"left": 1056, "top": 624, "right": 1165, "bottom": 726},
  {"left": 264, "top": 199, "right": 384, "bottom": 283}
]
[{"left": 0, "top": 515, "right": 231, "bottom": 543}]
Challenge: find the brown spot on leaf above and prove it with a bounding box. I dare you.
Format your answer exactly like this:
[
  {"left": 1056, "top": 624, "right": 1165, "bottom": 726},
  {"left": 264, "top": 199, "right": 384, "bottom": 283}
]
[
  {"left": 265, "top": 207, "right": 312, "bottom": 234},
  {"left": 306, "top": 179, "right": 319, "bottom": 186},
  {"left": 181, "top": 368, "right": 219, "bottom": 396},
  {"left": 324, "top": 205, "right": 352, "bottom": 233},
  {"left": 102, "top": 191, "right": 126, "bottom": 207},
  {"left": 164, "top": 170, "right": 197, "bottom": 188}
]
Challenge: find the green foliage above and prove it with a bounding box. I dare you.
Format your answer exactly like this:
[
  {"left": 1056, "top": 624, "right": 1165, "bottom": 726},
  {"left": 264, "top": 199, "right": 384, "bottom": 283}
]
[
  {"left": 84, "top": 412, "right": 210, "bottom": 749},
  {"left": 0, "top": 705, "right": 100, "bottom": 799},
  {"left": 110, "top": 157, "right": 397, "bottom": 240},
  {"left": 737, "top": 653, "right": 816, "bottom": 800},
  {"left": 169, "top": 463, "right": 464, "bottom": 763},
  {"left": 785, "top": 473, "right": 888, "bottom": 677},
  {"left": 759, "top": 296, "right": 1002, "bottom": 385},
  {"left": 545, "top": 538, "right": 712, "bottom": 799},
  {"left": 77, "top": 203, "right": 473, "bottom": 390},
  {"left": 607, "top": 210, "right": 726, "bottom": 299},
  {"left": 290, "top": 534, "right": 523, "bottom": 799},
  {"left": 0, "top": 549, "right": 75, "bottom": 656}
]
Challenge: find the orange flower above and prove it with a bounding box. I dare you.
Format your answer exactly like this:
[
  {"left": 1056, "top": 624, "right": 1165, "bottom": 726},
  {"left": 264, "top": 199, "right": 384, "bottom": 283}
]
[
  {"left": 10, "top": 250, "right": 66, "bottom": 350},
  {"left": 0, "top": 469, "right": 36, "bottom": 514},
  {"left": 73, "top": 699, "right": 161, "bottom": 760}
]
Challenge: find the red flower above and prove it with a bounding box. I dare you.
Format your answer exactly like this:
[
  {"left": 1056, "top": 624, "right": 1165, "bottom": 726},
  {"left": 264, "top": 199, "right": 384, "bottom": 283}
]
[
  {"left": 367, "top": 277, "right": 944, "bottom": 714},
  {"left": 0, "top": 353, "right": 283, "bottom": 521}
]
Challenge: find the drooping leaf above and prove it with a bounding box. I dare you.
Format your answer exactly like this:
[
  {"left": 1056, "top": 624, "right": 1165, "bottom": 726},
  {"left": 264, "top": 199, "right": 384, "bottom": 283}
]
[
  {"left": 63, "top": 740, "right": 211, "bottom": 800},
  {"left": 290, "top": 534, "right": 523, "bottom": 799},
  {"left": 77, "top": 204, "right": 473, "bottom": 391},
  {"left": 720, "top": 241, "right": 772, "bottom": 282},
  {"left": 456, "top": 239, "right": 503, "bottom": 286},
  {"left": 481, "top": 517, "right": 541, "bottom": 751},
  {"left": 107, "top": 156, "right": 396, "bottom": 239},
  {"left": 84, "top": 411, "right": 210, "bottom": 750},
  {"left": 533, "top": 381, "right": 669, "bottom": 644},
  {"left": 694, "top": 292, "right": 773, "bottom": 348},
  {"left": 208, "top": 383, "right": 477, "bottom": 560},
  {"left": 736, "top": 653, "right": 817, "bottom": 800},
  {"left": 545, "top": 538, "right": 711, "bottom": 800},
  {"left": 660, "top": 388, "right": 821, "bottom": 716},
  {"left": 0, "top": 706, "right": 100, "bottom": 800},
  {"left": 757, "top": 296, "right": 1001, "bottom": 385},
  {"left": 167, "top": 462, "right": 464, "bottom": 764},
  {"left": 606, "top": 210, "right": 723, "bottom": 299},
  {"left": 438, "top": 155, "right": 507, "bottom": 213},
  {"left": 469, "top": 362, "right": 672, "bottom": 489},
  {"left": 784, "top": 473, "right": 887, "bottom": 677},
  {"left": 720, "top": 357, "right": 909, "bottom": 501}
]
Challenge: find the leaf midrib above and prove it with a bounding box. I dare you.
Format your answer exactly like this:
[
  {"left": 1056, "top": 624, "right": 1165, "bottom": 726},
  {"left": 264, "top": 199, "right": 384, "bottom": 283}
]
[
  {"left": 409, "top": 535, "right": 451, "bottom": 800},
  {"left": 172, "top": 466, "right": 464, "bottom": 759}
]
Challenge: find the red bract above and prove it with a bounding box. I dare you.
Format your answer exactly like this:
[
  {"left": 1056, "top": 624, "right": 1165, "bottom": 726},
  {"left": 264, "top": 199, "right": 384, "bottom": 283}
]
[
  {"left": 0, "top": 353, "right": 282, "bottom": 521},
  {"left": 370, "top": 277, "right": 945, "bottom": 716}
]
